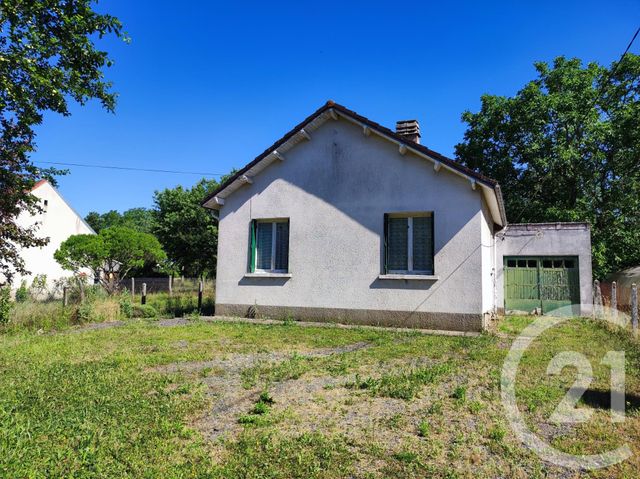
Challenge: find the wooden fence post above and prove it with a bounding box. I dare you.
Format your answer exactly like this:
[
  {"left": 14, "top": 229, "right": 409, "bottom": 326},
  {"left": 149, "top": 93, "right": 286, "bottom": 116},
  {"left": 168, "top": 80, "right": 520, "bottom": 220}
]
[
  {"left": 611, "top": 281, "right": 618, "bottom": 323},
  {"left": 168, "top": 276, "right": 173, "bottom": 296},
  {"left": 632, "top": 283, "right": 638, "bottom": 337},
  {"left": 131, "top": 277, "right": 135, "bottom": 298},
  {"left": 198, "top": 280, "right": 203, "bottom": 313},
  {"left": 142, "top": 282, "right": 147, "bottom": 305},
  {"left": 594, "top": 280, "right": 603, "bottom": 319},
  {"left": 63, "top": 286, "right": 68, "bottom": 307}
]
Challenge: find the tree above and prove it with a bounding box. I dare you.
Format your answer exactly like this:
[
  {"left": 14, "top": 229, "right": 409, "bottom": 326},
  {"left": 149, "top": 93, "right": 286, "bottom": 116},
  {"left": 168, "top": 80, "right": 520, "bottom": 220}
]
[
  {"left": 0, "top": 1, "right": 125, "bottom": 285},
  {"left": 85, "top": 208, "right": 155, "bottom": 234},
  {"left": 455, "top": 55, "right": 640, "bottom": 278},
  {"left": 153, "top": 179, "right": 219, "bottom": 277},
  {"left": 55, "top": 227, "right": 166, "bottom": 293}
]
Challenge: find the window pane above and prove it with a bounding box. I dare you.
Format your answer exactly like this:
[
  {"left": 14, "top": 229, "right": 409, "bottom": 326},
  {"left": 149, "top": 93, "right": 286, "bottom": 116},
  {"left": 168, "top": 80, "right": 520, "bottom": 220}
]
[
  {"left": 274, "top": 221, "right": 289, "bottom": 271},
  {"left": 412, "top": 216, "right": 433, "bottom": 272},
  {"left": 256, "top": 222, "right": 272, "bottom": 270},
  {"left": 388, "top": 217, "right": 408, "bottom": 270},
  {"left": 527, "top": 259, "right": 537, "bottom": 268},
  {"left": 517, "top": 260, "right": 527, "bottom": 268},
  {"left": 507, "top": 259, "right": 516, "bottom": 267},
  {"left": 553, "top": 259, "right": 563, "bottom": 268},
  {"left": 543, "top": 260, "right": 552, "bottom": 268},
  {"left": 565, "top": 259, "right": 574, "bottom": 268}
]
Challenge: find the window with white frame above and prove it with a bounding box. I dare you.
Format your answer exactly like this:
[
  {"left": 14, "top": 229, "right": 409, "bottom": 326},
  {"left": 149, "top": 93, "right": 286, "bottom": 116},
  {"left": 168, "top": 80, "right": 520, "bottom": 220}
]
[
  {"left": 384, "top": 213, "right": 434, "bottom": 274},
  {"left": 249, "top": 219, "right": 289, "bottom": 273}
]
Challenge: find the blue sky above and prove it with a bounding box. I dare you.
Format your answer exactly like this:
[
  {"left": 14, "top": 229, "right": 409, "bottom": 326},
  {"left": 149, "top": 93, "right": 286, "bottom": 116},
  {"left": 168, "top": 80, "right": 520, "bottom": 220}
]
[{"left": 32, "top": 0, "right": 640, "bottom": 216}]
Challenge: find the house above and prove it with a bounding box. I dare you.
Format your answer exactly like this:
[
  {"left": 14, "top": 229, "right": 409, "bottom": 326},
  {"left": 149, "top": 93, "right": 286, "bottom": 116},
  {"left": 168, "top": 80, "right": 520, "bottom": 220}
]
[
  {"left": 11, "top": 180, "right": 96, "bottom": 293},
  {"left": 203, "top": 101, "right": 592, "bottom": 331}
]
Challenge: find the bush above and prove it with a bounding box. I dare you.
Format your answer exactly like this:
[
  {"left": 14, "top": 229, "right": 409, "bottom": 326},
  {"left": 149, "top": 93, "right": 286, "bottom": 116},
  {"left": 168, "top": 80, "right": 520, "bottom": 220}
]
[
  {"left": 0, "top": 287, "right": 12, "bottom": 324},
  {"left": 131, "top": 304, "right": 158, "bottom": 319},
  {"left": 71, "top": 303, "right": 95, "bottom": 324},
  {"left": 15, "top": 281, "right": 29, "bottom": 303},
  {"left": 119, "top": 294, "right": 133, "bottom": 319}
]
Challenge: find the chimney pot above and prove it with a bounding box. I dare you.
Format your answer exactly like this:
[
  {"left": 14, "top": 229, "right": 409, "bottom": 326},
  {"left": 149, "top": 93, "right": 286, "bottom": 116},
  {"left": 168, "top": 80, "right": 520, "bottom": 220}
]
[{"left": 396, "top": 119, "right": 421, "bottom": 144}]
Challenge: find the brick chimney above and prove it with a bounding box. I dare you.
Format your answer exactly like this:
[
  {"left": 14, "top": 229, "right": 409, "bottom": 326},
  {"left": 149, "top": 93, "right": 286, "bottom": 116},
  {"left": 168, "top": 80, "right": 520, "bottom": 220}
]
[{"left": 395, "top": 120, "right": 421, "bottom": 144}]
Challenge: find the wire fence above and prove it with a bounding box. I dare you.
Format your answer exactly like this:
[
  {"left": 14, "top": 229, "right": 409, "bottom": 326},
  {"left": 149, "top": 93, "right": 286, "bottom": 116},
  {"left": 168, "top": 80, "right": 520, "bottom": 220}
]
[{"left": 118, "top": 277, "right": 214, "bottom": 296}]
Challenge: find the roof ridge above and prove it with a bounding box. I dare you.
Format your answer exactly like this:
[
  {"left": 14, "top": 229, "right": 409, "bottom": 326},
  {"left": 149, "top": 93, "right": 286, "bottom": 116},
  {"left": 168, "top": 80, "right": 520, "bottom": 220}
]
[{"left": 202, "top": 101, "right": 499, "bottom": 207}]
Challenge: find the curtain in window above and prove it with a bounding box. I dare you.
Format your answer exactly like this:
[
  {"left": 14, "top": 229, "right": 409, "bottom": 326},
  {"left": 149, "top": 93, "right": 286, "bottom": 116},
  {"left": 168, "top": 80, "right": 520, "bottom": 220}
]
[
  {"left": 387, "top": 217, "right": 408, "bottom": 270},
  {"left": 256, "top": 222, "right": 273, "bottom": 270},
  {"left": 275, "top": 221, "right": 289, "bottom": 271},
  {"left": 413, "top": 216, "right": 433, "bottom": 272}
]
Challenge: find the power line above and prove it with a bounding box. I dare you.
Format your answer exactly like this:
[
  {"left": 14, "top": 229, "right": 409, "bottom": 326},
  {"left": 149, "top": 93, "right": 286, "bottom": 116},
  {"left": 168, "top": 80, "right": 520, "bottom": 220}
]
[{"left": 33, "top": 160, "right": 227, "bottom": 177}]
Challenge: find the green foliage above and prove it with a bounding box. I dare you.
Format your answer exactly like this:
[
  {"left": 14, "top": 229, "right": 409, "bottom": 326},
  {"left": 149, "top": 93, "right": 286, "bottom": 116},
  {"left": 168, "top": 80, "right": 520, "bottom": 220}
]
[
  {"left": 119, "top": 294, "right": 133, "bottom": 319},
  {"left": 72, "top": 302, "right": 95, "bottom": 324},
  {"left": 146, "top": 292, "right": 215, "bottom": 317},
  {"left": 85, "top": 208, "right": 156, "bottom": 234},
  {"left": 55, "top": 226, "right": 166, "bottom": 293},
  {"left": 0, "top": 287, "right": 12, "bottom": 324},
  {"left": 0, "top": 1, "right": 125, "bottom": 284},
  {"left": 456, "top": 55, "right": 640, "bottom": 278},
  {"left": 153, "top": 179, "right": 219, "bottom": 277},
  {"left": 452, "top": 385, "right": 467, "bottom": 402},
  {"left": 14, "top": 281, "right": 28, "bottom": 303},
  {"left": 132, "top": 304, "right": 158, "bottom": 319},
  {"left": 417, "top": 420, "right": 430, "bottom": 437}
]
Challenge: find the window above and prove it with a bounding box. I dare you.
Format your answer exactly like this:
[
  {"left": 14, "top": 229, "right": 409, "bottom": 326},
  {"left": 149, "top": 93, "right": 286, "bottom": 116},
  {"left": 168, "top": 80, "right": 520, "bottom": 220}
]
[
  {"left": 384, "top": 213, "right": 434, "bottom": 274},
  {"left": 249, "top": 219, "right": 289, "bottom": 273}
]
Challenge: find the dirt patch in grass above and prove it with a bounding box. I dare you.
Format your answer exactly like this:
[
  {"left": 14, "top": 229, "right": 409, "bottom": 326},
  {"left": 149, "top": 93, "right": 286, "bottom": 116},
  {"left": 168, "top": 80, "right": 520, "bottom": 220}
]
[{"left": 154, "top": 342, "right": 375, "bottom": 440}]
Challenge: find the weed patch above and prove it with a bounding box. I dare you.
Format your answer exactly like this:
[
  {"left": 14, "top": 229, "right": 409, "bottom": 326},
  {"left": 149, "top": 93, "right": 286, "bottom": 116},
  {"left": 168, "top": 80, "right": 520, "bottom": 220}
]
[{"left": 346, "top": 363, "right": 453, "bottom": 400}]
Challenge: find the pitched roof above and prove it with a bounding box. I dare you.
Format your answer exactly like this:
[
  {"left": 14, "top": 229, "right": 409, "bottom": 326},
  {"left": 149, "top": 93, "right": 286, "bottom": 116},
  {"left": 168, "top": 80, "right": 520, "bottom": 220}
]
[
  {"left": 30, "top": 179, "right": 48, "bottom": 191},
  {"left": 202, "top": 101, "right": 507, "bottom": 225}
]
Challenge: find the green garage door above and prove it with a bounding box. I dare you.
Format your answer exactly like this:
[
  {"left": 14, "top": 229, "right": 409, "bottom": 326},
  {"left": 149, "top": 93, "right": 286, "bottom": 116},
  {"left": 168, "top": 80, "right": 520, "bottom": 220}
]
[{"left": 504, "top": 256, "right": 580, "bottom": 315}]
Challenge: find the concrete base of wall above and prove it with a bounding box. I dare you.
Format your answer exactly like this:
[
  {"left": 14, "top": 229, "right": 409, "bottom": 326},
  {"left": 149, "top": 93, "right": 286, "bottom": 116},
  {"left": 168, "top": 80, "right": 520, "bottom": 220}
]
[{"left": 215, "top": 304, "right": 484, "bottom": 332}]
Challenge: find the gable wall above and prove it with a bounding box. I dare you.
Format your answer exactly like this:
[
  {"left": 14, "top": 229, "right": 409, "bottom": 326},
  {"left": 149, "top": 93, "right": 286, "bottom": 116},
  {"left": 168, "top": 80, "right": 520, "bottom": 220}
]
[
  {"left": 216, "top": 118, "right": 489, "bottom": 331},
  {"left": 13, "top": 182, "right": 95, "bottom": 289}
]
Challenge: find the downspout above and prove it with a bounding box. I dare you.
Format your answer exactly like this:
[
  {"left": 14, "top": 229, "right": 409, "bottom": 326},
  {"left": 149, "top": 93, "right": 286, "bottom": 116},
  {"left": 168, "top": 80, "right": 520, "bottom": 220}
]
[{"left": 493, "top": 227, "right": 497, "bottom": 318}]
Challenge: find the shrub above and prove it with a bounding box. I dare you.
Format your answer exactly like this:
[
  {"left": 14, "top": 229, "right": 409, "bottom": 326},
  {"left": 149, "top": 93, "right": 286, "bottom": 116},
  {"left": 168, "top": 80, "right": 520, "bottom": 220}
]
[
  {"left": 132, "top": 304, "right": 158, "bottom": 318},
  {"left": 0, "top": 287, "right": 12, "bottom": 324},
  {"left": 72, "top": 303, "right": 95, "bottom": 324},
  {"left": 15, "top": 281, "right": 29, "bottom": 303},
  {"left": 119, "top": 295, "right": 133, "bottom": 318}
]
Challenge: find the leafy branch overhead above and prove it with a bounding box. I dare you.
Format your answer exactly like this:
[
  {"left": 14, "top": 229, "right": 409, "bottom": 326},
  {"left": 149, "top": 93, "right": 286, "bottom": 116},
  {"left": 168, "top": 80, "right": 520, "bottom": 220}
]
[
  {"left": 0, "top": 0, "right": 126, "bottom": 284},
  {"left": 456, "top": 55, "right": 640, "bottom": 278}
]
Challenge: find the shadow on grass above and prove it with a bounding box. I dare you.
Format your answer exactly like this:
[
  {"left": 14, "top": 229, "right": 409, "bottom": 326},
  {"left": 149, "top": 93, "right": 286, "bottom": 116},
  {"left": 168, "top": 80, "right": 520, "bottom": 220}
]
[{"left": 580, "top": 389, "right": 640, "bottom": 413}]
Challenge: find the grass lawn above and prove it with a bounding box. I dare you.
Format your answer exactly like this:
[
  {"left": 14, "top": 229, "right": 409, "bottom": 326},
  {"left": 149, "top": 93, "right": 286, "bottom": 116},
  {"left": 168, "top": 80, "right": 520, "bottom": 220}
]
[{"left": 0, "top": 316, "right": 639, "bottom": 478}]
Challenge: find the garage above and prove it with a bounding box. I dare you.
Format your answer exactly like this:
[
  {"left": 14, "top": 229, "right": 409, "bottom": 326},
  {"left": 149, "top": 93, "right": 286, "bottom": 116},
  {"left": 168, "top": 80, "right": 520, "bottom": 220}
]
[{"left": 504, "top": 256, "right": 580, "bottom": 315}]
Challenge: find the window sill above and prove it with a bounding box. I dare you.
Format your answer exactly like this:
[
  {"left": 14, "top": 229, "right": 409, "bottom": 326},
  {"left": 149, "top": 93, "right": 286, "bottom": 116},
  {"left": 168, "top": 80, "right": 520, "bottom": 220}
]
[
  {"left": 244, "top": 273, "right": 292, "bottom": 278},
  {"left": 378, "top": 274, "right": 439, "bottom": 281}
]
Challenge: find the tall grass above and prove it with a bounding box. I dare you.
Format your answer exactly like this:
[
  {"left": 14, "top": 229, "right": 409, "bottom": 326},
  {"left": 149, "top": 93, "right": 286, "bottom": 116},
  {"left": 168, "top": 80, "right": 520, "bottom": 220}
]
[{"left": 2, "top": 291, "right": 215, "bottom": 334}]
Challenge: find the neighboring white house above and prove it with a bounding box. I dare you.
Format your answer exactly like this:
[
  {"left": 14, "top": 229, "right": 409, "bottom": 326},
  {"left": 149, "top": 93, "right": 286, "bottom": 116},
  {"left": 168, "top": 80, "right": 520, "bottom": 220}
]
[
  {"left": 11, "top": 180, "right": 96, "bottom": 292},
  {"left": 203, "top": 101, "right": 592, "bottom": 331}
]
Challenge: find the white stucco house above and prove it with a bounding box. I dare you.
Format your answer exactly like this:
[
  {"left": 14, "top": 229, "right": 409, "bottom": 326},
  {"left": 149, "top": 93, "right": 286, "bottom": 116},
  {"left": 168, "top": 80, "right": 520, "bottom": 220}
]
[
  {"left": 203, "top": 101, "right": 592, "bottom": 331},
  {"left": 10, "top": 180, "right": 96, "bottom": 292}
]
